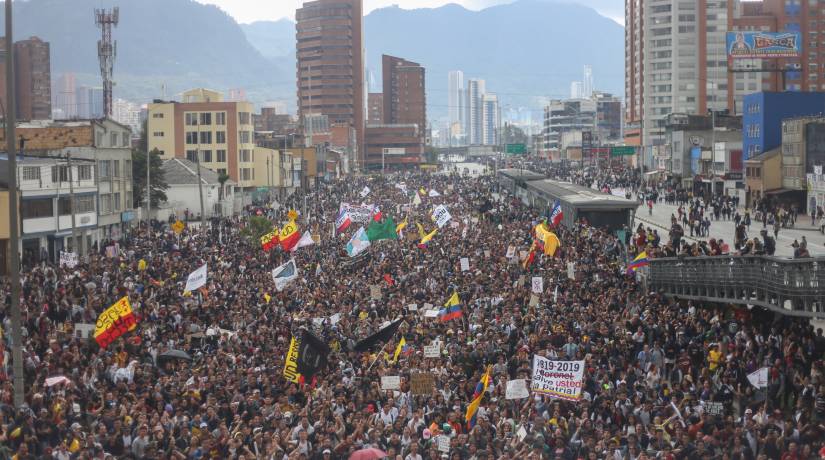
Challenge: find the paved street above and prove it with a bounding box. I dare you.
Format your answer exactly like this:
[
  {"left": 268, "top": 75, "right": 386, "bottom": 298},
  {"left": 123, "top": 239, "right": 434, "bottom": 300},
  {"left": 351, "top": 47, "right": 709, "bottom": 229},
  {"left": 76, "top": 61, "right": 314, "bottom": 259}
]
[{"left": 633, "top": 200, "right": 825, "bottom": 258}]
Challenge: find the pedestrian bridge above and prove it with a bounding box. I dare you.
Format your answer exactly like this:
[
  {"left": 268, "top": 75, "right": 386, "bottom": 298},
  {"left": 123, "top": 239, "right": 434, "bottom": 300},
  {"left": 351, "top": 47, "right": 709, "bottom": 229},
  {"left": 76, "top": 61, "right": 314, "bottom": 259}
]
[{"left": 648, "top": 255, "right": 825, "bottom": 319}]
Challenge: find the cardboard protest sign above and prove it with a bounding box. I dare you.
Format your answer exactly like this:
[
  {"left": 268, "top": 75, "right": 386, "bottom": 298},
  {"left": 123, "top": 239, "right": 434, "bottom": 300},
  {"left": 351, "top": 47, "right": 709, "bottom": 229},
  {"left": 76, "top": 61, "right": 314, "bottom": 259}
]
[
  {"left": 506, "top": 379, "right": 529, "bottom": 399},
  {"left": 410, "top": 372, "right": 435, "bottom": 395}
]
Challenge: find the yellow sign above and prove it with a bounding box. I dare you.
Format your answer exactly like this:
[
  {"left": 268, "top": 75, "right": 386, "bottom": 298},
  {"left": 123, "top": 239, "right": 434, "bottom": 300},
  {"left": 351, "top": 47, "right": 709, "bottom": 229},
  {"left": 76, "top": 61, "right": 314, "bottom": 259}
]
[
  {"left": 172, "top": 220, "right": 185, "bottom": 235},
  {"left": 283, "top": 336, "right": 302, "bottom": 383}
]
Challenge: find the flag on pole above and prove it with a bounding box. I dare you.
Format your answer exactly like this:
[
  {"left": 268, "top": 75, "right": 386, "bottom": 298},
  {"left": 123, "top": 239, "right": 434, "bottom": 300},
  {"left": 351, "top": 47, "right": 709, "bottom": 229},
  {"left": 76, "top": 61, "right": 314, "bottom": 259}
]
[
  {"left": 627, "top": 251, "right": 649, "bottom": 274},
  {"left": 354, "top": 318, "right": 404, "bottom": 352},
  {"left": 465, "top": 366, "right": 492, "bottom": 429},
  {"left": 290, "top": 231, "right": 315, "bottom": 252},
  {"left": 94, "top": 296, "right": 138, "bottom": 349},
  {"left": 534, "top": 223, "right": 561, "bottom": 256},
  {"left": 261, "top": 229, "right": 279, "bottom": 251},
  {"left": 346, "top": 226, "right": 371, "bottom": 257},
  {"left": 279, "top": 212, "right": 301, "bottom": 251},
  {"left": 272, "top": 259, "right": 299, "bottom": 291},
  {"left": 336, "top": 209, "right": 352, "bottom": 233},
  {"left": 391, "top": 337, "right": 407, "bottom": 363},
  {"left": 395, "top": 218, "right": 408, "bottom": 237},
  {"left": 296, "top": 328, "right": 331, "bottom": 382},
  {"left": 366, "top": 217, "right": 397, "bottom": 241},
  {"left": 439, "top": 291, "right": 463, "bottom": 322},
  {"left": 416, "top": 223, "right": 438, "bottom": 248},
  {"left": 184, "top": 263, "right": 208, "bottom": 292}
]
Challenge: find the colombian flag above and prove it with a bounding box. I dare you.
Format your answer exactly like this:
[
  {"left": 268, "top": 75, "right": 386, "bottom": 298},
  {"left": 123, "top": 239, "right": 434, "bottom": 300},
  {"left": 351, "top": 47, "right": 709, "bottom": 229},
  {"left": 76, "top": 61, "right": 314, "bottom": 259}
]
[
  {"left": 627, "top": 251, "right": 649, "bottom": 273},
  {"left": 439, "top": 291, "right": 463, "bottom": 322},
  {"left": 534, "top": 222, "right": 561, "bottom": 256},
  {"left": 94, "top": 297, "right": 138, "bottom": 349},
  {"left": 465, "top": 366, "right": 492, "bottom": 429},
  {"left": 391, "top": 337, "right": 408, "bottom": 363}
]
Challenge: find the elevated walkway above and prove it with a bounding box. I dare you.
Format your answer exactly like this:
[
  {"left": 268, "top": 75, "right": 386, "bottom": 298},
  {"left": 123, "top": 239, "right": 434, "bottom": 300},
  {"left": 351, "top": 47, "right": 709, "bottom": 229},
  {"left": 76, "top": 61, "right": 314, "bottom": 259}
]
[{"left": 648, "top": 256, "right": 825, "bottom": 318}]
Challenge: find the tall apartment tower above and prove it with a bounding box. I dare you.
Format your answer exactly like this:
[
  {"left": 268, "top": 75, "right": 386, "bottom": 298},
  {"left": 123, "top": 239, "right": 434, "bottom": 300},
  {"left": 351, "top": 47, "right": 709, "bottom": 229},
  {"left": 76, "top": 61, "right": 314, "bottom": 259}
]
[
  {"left": 466, "top": 79, "right": 486, "bottom": 145},
  {"left": 448, "top": 70, "right": 465, "bottom": 137},
  {"left": 624, "top": 0, "right": 644, "bottom": 142},
  {"left": 0, "top": 36, "right": 52, "bottom": 121},
  {"left": 296, "top": 0, "right": 365, "bottom": 168},
  {"left": 583, "top": 65, "right": 593, "bottom": 99},
  {"left": 382, "top": 54, "right": 426, "bottom": 131},
  {"left": 481, "top": 93, "right": 500, "bottom": 146}
]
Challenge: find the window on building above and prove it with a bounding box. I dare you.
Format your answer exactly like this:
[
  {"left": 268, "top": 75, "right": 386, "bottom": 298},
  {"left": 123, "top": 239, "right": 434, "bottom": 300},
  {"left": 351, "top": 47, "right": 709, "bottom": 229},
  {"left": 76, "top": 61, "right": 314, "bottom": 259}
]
[
  {"left": 240, "top": 149, "right": 251, "bottom": 162},
  {"left": 51, "top": 165, "right": 69, "bottom": 183},
  {"left": 96, "top": 132, "right": 103, "bottom": 146},
  {"left": 113, "top": 192, "right": 121, "bottom": 212},
  {"left": 200, "top": 112, "right": 212, "bottom": 125},
  {"left": 241, "top": 168, "right": 252, "bottom": 180},
  {"left": 124, "top": 160, "right": 132, "bottom": 178},
  {"left": 239, "top": 131, "right": 251, "bottom": 143},
  {"left": 21, "top": 198, "right": 53, "bottom": 218},
  {"left": 112, "top": 160, "right": 120, "bottom": 178},
  {"left": 216, "top": 112, "right": 226, "bottom": 125},
  {"left": 238, "top": 112, "right": 251, "bottom": 125},
  {"left": 186, "top": 150, "right": 198, "bottom": 162},
  {"left": 216, "top": 131, "right": 226, "bottom": 144},
  {"left": 58, "top": 196, "right": 95, "bottom": 215},
  {"left": 21, "top": 166, "right": 40, "bottom": 181},
  {"left": 217, "top": 149, "right": 227, "bottom": 163},
  {"left": 110, "top": 132, "right": 118, "bottom": 147},
  {"left": 78, "top": 165, "right": 92, "bottom": 181},
  {"left": 99, "top": 160, "right": 111, "bottom": 179},
  {"left": 200, "top": 131, "right": 212, "bottom": 144},
  {"left": 152, "top": 112, "right": 164, "bottom": 118},
  {"left": 201, "top": 150, "right": 212, "bottom": 163},
  {"left": 123, "top": 133, "right": 130, "bottom": 147},
  {"left": 185, "top": 113, "right": 198, "bottom": 126},
  {"left": 100, "top": 194, "right": 112, "bottom": 214},
  {"left": 186, "top": 131, "right": 198, "bottom": 144},
  {"left": 153, "top": 131, "right": 164, "bottom": 137}
]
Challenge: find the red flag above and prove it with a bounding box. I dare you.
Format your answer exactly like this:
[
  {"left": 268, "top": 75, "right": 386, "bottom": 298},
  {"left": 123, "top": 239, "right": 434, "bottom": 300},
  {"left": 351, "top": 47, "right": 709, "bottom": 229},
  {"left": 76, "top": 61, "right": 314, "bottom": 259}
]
[
  {"left": 373, "top": 208, "right": 383, "bottom": 222},
  {"left": 383, "top": 273, "right": 395, "bottom": 286}
]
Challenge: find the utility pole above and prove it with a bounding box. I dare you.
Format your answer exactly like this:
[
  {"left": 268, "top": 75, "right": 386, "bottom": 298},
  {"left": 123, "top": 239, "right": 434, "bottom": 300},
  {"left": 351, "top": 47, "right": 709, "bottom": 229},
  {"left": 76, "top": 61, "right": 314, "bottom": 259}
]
[
  {"left": 67, "top": 152, "right": 79, "bottom": 256},
  {"left": 146, "top": 149, "right": 151, "bottom": 226},
  {"left": 5, "top": 0, "right": 24, "bottom": 408},
  {"left": 195, "top": 120, "right": 206, "bottom": 229}
]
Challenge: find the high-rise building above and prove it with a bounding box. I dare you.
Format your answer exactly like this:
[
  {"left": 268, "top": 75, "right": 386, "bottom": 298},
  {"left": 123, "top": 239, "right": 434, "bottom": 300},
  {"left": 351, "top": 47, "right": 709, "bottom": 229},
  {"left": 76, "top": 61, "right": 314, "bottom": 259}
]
[
  {"left": 382, "top": 54, "right": 426, "bottom": 132},
  {"left": 0, "top": 36, "right": 51, "bottom": 121},
  {"left": 570, "top": 81, "right": 584, "bottom": 100},
  {"left": 53, "top": 73, "right": 77, "bottom": 119},
  {"left": 583, "top": 65, "right": 593, "bottom": 99},
  {"left": 593, "top": 92, "right": 623, "bottom": 142},
  {"left": 481, "top": 93, "right": 500, "bottom": 146},
  {"left": 624, "top": 0, "right": 644, "bottom": 145},
  {"left": 296, "top": 0, "right": 364, "bottom": 169},
  {"left": 466, "top": 79, "right": 485, "bottom": 145},
  {"left": 542, "top": 99, "right": 597, "bottom": 151},
  {"left": 147, "top": 88, "right": 257, "bottom": 189},
  {"left": 113, "top": 98, "right": 142, "bottom": 135},
  {"left": 448, "top": 70, "right": 465, "bottom": 138},
  {"left": 367, "top": 93, "right": 384, "bottom": 123},
  {"left": 77, "top": 86, "right": 104, "bottom": 119}
]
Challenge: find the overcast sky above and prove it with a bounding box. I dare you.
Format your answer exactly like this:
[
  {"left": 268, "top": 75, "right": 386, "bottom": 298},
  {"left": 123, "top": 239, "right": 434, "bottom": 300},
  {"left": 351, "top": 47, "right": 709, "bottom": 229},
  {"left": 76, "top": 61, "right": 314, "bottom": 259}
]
[{"left": 195, "top": 0, "right": 623, "bottom": 25}]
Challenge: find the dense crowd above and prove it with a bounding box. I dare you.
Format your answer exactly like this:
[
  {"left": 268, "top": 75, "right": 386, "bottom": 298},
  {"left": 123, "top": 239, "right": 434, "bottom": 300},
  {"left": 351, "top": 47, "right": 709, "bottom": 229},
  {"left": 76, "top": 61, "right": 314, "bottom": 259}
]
[{"left": 1, "top": 168, "right": 824, "bottom": 460}]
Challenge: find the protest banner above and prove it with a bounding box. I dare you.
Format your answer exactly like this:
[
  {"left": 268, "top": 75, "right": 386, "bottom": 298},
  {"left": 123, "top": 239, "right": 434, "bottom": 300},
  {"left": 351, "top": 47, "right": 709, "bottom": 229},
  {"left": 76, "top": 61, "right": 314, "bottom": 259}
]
[
  {"left": 431, "top": 205, "right": 452, "bottom": 228},
  {"left": 460, "top": 257, "right": 470, "bottom": 271},
  {"left": 531, "top": 276, "right": 544, "bottom": 294},
  {"left": 283, "top": 336, "right": 301, "bottom": 383},
  {"left": 531, "top": 355, "right": 585, "bottom": 401},
  {"left": 410, "top": 372, "right": 435, "bottom": 395},
  {"left": 339, "top": 203, "right": 377, "bottom": 224},
  {"left": 60, "top": 251, "right": 78, "bottom": 268},
  {"left": 506, "top": 379, "right": 529, "bottom": 400},
  {"left": 423, "top": 343, "right": 441, "bottom": 358},
  {"left": 702, "top": 401, "right": 725, "bottom": 416},
  {"left": 529, "top": 294, "right": 539, "bottom": 307},
  {"left": 381, "top": 375, "right": 401, "bottom": 390},
  {"left": 360, "top": 186, "right": 371, "bottom": 198}
]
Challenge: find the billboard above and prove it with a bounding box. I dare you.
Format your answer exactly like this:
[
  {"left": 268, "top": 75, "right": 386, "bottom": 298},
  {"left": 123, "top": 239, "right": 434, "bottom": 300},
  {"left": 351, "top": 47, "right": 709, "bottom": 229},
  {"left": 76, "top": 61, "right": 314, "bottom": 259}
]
[{"left": 727, "top": 31, "right": 801, "bottom": 59}]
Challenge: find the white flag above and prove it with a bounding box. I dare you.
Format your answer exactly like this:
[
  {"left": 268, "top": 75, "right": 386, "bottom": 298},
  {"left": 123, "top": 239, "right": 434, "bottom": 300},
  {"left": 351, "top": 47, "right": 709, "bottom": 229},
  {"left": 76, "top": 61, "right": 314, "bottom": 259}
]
[
  {"left": 184, "top": 263, "right": 208, "bottom": 292},
  {"left": 412, "top": 192, "right": 422, "bottom": 206},
  {"left": 272, "top": 259, "right": 299, "bottom": 291},
  {"left": 360, "top": 186, "right": 371, "bottom": 198},
  {"left": 428, "top": 189, "right": 441, "bottom": 197},
  {"left": 747, "top": 367, "right": 769, "bottom": 389},
  {"left": 290, "top": 231, "right": 315, "bottom": 252}
]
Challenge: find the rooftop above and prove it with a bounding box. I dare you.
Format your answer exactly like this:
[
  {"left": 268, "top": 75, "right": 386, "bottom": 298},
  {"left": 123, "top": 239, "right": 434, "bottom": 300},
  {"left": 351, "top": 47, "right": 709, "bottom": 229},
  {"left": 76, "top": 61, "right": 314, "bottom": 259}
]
[
  {"left": 162, "top": 158, "right": 234, "bottom": 186},
  {"left": 525, "top": 179, "right": 638, "bottom": 210}
]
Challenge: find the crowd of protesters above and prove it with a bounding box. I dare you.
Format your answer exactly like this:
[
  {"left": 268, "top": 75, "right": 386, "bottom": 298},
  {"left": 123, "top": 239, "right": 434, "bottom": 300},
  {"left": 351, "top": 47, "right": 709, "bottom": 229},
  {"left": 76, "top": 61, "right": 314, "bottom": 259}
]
[{"left": 0, "top": 166, "right": 824, "bottom": 460}]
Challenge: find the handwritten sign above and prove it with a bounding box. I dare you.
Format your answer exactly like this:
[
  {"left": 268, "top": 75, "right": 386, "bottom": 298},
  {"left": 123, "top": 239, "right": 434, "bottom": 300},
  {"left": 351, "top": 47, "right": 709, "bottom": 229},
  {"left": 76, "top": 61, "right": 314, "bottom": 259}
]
[
  {"left": 406, "top": 303, "right": 418, "bottom": 311},
  {"left": 423, "top": 310, "right": 440, "bottom": 318},
  {"left": 506, "top": 245, "right": 516, "bottom": 259},
  {"left": 506, "top": 379, "right": 529, "bottom": 400},
  {"left": 702, "top": 401, "right": 725, "bottom": 416},
  {"left": 567, "top": 262, "right": 576, "bottom": 280},
  {"left": 437, "top": 435, "right": 450, "bottom": 453},
  {"left": 531, "top": 276, "right": 544, "bottom": 294},
  {"left": 60, "top": 251, "right": 78, "bottom": 268},
  {"left": 431, "top": 205, "right": 452, "bottom": 228},
  {"left": 531, "top": 355, "right": 585, "bottom": 401},
  {"left": 410, "top": 372, "right": 435, "bottom": 395},
  {"left": 370, "top": 285, "right": 382, "bottom": 300},
  {"left": 381, "top": 375, "right": 401, "bottom": 390},
  {"left": 93, "top": 297, "right": 138, "bottom": 349},
  {"left": 423, "top": 343, "right": 441, "bottom": 358},
  {"left": 460, "top": 257, "right": 470, "bottom": 272}
]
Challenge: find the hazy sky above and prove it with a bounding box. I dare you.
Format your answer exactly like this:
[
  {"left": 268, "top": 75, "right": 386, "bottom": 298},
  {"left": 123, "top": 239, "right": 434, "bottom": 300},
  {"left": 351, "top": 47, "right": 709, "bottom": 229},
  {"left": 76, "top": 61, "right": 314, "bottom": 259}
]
[{"left": 195, "top": 0, "right": 623, "bottom": 25}]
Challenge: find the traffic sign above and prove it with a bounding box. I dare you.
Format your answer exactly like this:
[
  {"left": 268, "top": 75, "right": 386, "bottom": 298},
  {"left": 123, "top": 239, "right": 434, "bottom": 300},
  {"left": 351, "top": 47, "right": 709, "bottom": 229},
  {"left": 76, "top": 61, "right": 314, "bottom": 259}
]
[
  {"left": 610, "top": 146, "right": 636, "bottom": 157},
  {"left": 505, "top": 144, "right": 527, "bottom": 154}
]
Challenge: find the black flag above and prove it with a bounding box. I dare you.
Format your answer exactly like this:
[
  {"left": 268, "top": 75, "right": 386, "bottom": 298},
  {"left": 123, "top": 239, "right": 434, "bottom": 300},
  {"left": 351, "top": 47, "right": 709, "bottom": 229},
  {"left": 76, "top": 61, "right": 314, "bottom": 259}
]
[
  {"left": 354, "top": 317, "right": 404, "bottom": 352},
  {"left": 478, "top": 200, "right": 493, "bottom": 214},
  {"left": 296, "top": 328, "right": 331, "bottom": 379}
]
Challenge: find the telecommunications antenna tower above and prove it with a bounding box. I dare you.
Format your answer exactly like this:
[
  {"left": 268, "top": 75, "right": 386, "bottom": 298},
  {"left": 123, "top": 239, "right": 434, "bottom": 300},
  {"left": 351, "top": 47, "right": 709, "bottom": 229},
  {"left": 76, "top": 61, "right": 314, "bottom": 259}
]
[{"left": 95, "top": 7, "right": 119, "bottom": 117}]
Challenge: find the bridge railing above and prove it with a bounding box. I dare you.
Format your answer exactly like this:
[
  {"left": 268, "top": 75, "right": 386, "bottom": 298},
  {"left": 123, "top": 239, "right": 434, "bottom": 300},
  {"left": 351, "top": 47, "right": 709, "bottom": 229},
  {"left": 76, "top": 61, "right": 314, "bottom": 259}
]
[{"left": 648, "top": 255, "right": 825, "bottom": 318}]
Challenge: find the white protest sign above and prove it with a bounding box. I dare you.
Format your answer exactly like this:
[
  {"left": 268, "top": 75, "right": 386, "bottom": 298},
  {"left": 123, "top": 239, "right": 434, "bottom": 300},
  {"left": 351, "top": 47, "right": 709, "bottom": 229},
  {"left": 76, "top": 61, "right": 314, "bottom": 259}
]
[
  {"left": 381, "top": 376, "right": 401, "bottom": 390},
  {"left": 461, "top": 227, "right": 468, "bottom": 239},
  {"left": 450, "top": 221, "right": 459, "bottom": 229},
  {"left": 60, "top": 251, "right": 78, "bottom": 268},
  {"left": 73, "top": 323, "right": 95, "bottom": 339},
  {"left": 431, "top": 205, "right": 452, "bottom": 228},
  {"left": 506, "top": 245, "right": 516, "bottom": 259},
  {"left": 747, "top": 367, "right": 769, "bottom": 389},
  {"left": 424, "top": 302, "right": 433, "bottom": 310},
  {"left": 184, "top": 263, "right": 208, "bottom": 292},
  {"left": 407, "top": 303, "right": 418, "bottom": 311},
  {"left": 517, "top": 426, "right": 528, "bottom": 442},
  {"left": 506, "top": 379, "right": 529, "bottom": 400},
  {"left": 567, "top": 262, "right": 576, "bottom": 280},
  {"left": 423, "top": 310, "right": 439, "bottom": 318},
  {"left": 460, "top": 257, "right": 470, "bottom": 272},
  {"left": 702, "top": 401, "right": 725, "bottom": 416},
  {"left": 531, "top": 276, "right": 544, "bottom": 294},
  {"left": 531, "top": 355, "right": 585, "bottom": 401},
  {"left": 423, "top": 343, "right": 441, "bottom": 358},
  {"left": 437, "top": 435, "right": 450, "bottom": 453}
]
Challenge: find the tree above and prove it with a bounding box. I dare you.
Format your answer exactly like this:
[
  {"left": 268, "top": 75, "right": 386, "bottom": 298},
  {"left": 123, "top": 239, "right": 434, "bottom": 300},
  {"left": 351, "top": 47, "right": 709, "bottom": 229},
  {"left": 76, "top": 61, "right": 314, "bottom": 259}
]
[
  {"left": 240, "top": 216, "right": 274, "bottom": 245},
  {"left": 133, "top": 148, "right": 168, "bottom": 209},
  {"left": 217, "top": 171, "right": 230, "bottom": 202}
]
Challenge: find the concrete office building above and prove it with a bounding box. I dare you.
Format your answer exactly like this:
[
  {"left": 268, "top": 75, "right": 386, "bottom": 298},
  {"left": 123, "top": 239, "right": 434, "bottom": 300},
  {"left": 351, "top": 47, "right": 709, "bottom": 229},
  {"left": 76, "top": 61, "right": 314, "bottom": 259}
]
[
  {"left": 367, "top": 93, "right": 384, "bottom": 124},
  {"left": 0, "top": 36, "right": 51, "bottom": 121},
  {"left": 77, "top": 86, "right": 104, "bottom": 119},
  {"left": 296, "top": 0, "right": 364, "bottom": 170},
  {"left": 542, "top": 99, "right": 597, "bottom": 152},
  {"left": 382, "top": 54, "right": 426, "bottom": 132},
  {"left": 146, "top": 88, "right": 257, "bottom": 190},
  {"left": 466, "top": 79, "right": 486, "bottom": 145},
  {"left": 481, "top": 93, "right": 500, "bottom": 146},
  {"left": 53, "top": 73, "right": 77, "bottom": 120},
  {"left": 448, "top": 70, "right": 465, "bottom": 139}
]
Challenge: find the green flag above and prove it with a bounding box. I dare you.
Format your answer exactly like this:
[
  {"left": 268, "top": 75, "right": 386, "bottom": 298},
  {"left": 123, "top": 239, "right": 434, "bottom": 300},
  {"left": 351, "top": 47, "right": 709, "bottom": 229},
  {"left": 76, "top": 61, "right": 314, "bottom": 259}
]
[{"left": 366, "top": 217, "right": 397, "bottom": 242}]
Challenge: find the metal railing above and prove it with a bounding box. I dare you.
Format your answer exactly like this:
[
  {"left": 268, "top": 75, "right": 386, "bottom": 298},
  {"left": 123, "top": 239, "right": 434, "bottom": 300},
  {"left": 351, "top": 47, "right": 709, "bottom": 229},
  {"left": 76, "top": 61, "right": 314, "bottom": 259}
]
[{"left": 648, "top": 255, "right": 825, "bottom": 318}]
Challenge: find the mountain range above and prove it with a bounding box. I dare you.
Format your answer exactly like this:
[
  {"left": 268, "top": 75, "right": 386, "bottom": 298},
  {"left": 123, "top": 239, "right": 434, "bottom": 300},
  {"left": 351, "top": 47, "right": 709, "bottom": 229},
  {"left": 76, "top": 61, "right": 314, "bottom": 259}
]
[{"left": 3, "top": 0, "right": 624, "bottom": 120}]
